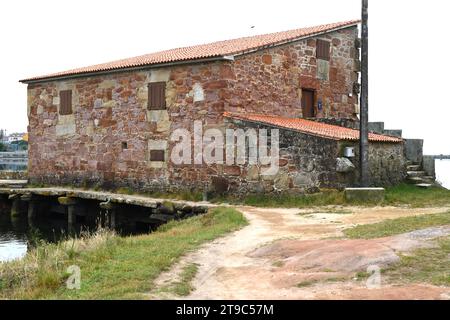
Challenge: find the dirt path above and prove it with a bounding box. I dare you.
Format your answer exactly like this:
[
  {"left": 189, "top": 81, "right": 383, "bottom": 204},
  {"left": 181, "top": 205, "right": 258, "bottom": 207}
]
[{"left": 151, "top": 205, "right": 450, "bottom": 300}]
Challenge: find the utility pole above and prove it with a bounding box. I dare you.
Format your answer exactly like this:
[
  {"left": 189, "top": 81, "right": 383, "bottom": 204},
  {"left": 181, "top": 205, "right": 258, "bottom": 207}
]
[{"left": 360, "top": 0, "right": 369, "bottom": 187}]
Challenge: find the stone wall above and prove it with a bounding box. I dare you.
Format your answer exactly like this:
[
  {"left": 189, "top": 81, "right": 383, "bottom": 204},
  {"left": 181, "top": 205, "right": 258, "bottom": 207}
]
[
  {"left": 27, "top": 26, "right": 360, "bottom": 193},
  {"left": 422, "top": 156, "right": 436, "bottom": 179},
  {"left": 27, "top": 62, "right": 235, "bottom": 191},
  {"left": 337, "top": 141, "right": 407, "bottom": 187},
  {"left": 210, "top": 119, "right": 341, "bottom": 194},
  {"left": 210, "top": 119, "right": 406, "bottom": 194},
  {"left": 404, "top": 139, "right": 424, "bottom": 165},
  {"left": 226, "top": 26, "right": 359, "bottom": 119}
]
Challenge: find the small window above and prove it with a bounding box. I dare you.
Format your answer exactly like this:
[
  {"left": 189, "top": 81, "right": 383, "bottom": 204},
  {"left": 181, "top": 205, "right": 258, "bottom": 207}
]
[
  {"left": 148, "top": 82, "right": 166, "bottom": 110},
  {"left": 316, "top": 40, "right": 330, "bottom": 61},
  {"left": 150, "top": 150, "right": 165, "bottom": 162},
  {"left": 105, "top": 88, "right": 113, "bottom": 101},
  {"left": 121, "top": 142, "right": 128, "bottom": 150},
  {"left": 59, "top": 90, "right": 73, "bottom": 115}
]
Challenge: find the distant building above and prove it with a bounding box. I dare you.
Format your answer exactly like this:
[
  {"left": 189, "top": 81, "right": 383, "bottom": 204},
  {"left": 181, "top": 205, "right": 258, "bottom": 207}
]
[{"left": 7, "top": 133, "right": 27, "bottom": 144}]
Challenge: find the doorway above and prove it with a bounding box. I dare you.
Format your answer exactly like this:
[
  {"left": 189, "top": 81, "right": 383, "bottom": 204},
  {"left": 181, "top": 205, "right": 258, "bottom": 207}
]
[{"left": 301, "top": 89, "right": 315, "bottom": 118}]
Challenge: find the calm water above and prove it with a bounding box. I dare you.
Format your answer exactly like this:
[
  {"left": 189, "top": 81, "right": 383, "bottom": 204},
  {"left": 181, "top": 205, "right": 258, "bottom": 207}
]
[
  {"left": 0, "top": 200, "right": 154, "bottom": 263},
  {"left": 0, "top": 212, "right": 91, "bottom": 262}
]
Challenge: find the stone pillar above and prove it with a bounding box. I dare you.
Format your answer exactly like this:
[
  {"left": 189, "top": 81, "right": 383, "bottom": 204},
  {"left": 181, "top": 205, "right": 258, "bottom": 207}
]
[
  {"left": 99, "top": 200, "right": 116, "bottom": 229},
  {"left": 8, "top": 194, "right": 22, "bottom": 217},
  {"left": 68, "top": 206, "right": 75, "bottom": 226},
  {"left": 21, "top": 194, "right": 37, "bottom": 226},
  {"left": 58, "top": 197, "right": 78, "bottom": 230},
  {"left": 110, "top": 210, "right": 116, "bottom": 229}
]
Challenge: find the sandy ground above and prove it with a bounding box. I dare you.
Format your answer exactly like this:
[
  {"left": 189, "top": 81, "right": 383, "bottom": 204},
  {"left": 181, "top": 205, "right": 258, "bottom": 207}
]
[{"left": 150, "top": 205, "right": 450, "bottom": 300}]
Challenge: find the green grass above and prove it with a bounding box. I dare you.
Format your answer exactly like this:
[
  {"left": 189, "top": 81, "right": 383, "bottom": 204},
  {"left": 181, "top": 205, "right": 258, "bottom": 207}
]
[
  {"left": 0, "top": 207, "right": 247, "bottom": 300},
  {"left": 296, "top": 280, "right": 319, "bottom": 288},
  {"left": 296, "top": 276, "right": 349, "bottom": 288},
  {"left": 384, "top": 184, "right": 450, "bottom": 207},
  {"left": 382, "top": 236, "right": 450, "bottom": 286},
  {"left": 211, "top": 184, "right": 450, "bottom": 209},
  {"left": 159, "top": 263, "right": 199, "bottom": 297},
  {"left": 343, "top": 211, "right": 450, "bottom": 239},
  {"left": 172, "top": 263, "right": 199, "bottom": 296},
  {"left": 214, "top": 190, "right": 346, "bottom": 208}
]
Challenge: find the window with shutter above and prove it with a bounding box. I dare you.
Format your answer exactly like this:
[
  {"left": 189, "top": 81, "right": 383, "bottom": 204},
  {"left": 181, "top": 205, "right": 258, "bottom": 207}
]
[
  {"left": 59, "top": 90, "right": 73, "bottom": 115},
  {"left": 316, "top": 40, "right": 331, "bottom": 61},
  {"left": 148, "top": 82, "right": 166, "bottom": 110},
  {"left": 150, "top": 150, "right": 165, "bottom": 162}
]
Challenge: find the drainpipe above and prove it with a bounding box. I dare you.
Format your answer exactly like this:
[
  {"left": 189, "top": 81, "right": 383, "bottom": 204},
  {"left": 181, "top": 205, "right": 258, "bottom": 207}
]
[{"left": 360, "top": 0, "right": 370, "bottom": 187}]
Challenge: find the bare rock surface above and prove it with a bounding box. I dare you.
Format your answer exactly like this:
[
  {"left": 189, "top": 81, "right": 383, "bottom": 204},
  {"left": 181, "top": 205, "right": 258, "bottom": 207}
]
[{"left": 150, "top": 205, "right": 450, "bottom": 300}]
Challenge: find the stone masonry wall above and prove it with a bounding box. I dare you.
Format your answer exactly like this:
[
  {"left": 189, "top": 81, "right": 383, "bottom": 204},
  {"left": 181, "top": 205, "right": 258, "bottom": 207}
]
[
  {"left": 27, "top": 26, "right": 360, "bottom": 193},
  {"left": 225, "top": 26, "right": 359, "bottom": 119},
  {"left": 211, "top": 120, "right": 406, "bottom": 194},
  {"left": 336, "top": 140, "right": 407, "bottom": 187},
  {"left": 217, "top": 119, "right": 341, "bottom": 194},
  {"left": 27, "top": 63, "right": 230, "bottom": 191}
]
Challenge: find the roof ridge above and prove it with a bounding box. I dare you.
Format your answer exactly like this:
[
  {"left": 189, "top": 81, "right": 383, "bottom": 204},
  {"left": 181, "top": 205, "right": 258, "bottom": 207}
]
[{"left": 21, "top": 20, "right": 360, "bottom": 83}]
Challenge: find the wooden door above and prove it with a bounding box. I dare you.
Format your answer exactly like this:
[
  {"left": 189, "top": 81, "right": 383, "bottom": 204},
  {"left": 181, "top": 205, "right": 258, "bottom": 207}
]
[{"left": 302, "top": 89, "right": 315, "bottom": 118}]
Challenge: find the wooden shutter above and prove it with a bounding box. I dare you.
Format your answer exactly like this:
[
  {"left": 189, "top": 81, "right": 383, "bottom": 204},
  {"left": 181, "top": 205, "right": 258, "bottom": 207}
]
[
  {"left": 316, "top": 40, "right": 330, "bottom": 61},
  {"left": 150, "top": 150, "right": 165, "bottom": 161},
  {"left": 59, "top": 90, "right": 73, "bottom": 115},
  {"left": 148, "top": 82, "right": 166, "bottom": 110}
]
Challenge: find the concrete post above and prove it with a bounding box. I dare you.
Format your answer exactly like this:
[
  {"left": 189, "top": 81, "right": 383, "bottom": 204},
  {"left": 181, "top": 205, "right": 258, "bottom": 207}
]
[{"left": 360, "top": 0, "right": 370, "bottom": 187}]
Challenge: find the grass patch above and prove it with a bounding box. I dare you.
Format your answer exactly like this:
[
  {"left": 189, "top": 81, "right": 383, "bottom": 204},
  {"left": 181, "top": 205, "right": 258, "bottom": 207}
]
[
  {"left": 172, "top": 263, "right": 198, "bottom": 296},
  {"left": 116, "top": 188, "right": 204, "bottom": 202},
  {"left": 344, "top": 211, "right": 450, "bottom": 239},
  {"left": 272, "top": 261, "right": 284, "bottom": 268},
  {"left": 212, "top": 184, "right": 450, "bottom": 209},
  {"left": 0, "top": 207, "right": 247, "bottom": 299},
  {"left": 214, "top": 190, "right": 346, "bottom": 208},
  {"left": 296, "top": 276, "right": 349, "bottom": 288},
  {"left": 296, "top": 280, "right": 318, "bottom": 288},
  {"left": 382, "top": 236, "right": 450, "bottom": 286},
  {"left": 148, "top": 190, "right": 204, "bottom": 202},
  {"left": 158, "top": 263, "right": 199, "bottom": 297},
  {"left": 384, "top": 184, "right": 450, "bottom": 207}
]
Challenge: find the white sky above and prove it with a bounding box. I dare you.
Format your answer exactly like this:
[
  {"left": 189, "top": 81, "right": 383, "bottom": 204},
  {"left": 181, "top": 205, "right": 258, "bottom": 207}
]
[{"left": 0, "top": 0, "right": 448, "bottom": 154}]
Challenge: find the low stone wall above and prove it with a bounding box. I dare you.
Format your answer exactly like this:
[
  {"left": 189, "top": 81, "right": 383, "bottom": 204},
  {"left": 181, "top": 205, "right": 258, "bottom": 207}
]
[
  {"left": 337, "top": 141, "right": 407, "bottom": 187},
  {"left": 404, "top": 139, "right": 424, "bottom": 165},
  {"left": 216, "top": 120, "right": 406, "bottom": 195},
  {"left": 422, "top": 156, "right": 436, "bottom": 178},
  {"left": 0, "top": 171, "right": 27, "bottom": 180}
]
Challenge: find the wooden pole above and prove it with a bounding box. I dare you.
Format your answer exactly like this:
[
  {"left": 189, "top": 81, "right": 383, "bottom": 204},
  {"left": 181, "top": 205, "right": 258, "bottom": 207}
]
[{"left": 360, "top": 0, "right": 370, "bottom": 186}]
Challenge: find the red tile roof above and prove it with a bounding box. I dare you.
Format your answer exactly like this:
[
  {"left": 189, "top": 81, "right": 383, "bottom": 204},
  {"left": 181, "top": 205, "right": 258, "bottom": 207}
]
[
  {"left": 224, "top": 113, "right": 403, "bottom": 143},
  {"left": 21, "top": 20, "right": 359, "bottom": 83}
]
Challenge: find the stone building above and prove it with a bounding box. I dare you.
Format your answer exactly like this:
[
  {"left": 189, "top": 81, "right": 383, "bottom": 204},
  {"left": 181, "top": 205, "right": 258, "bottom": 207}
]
[{"left": 20, "top": 20, "right": 406, "bottom": 195}]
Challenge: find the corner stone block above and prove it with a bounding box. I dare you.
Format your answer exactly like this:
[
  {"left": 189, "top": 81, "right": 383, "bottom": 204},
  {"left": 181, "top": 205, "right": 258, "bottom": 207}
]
[
  {"left": 344, "top": 188, "right": 385, "bottom": 203},
  {"left": 58, "top": 197, "right": 78, "bottom": 206}
]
